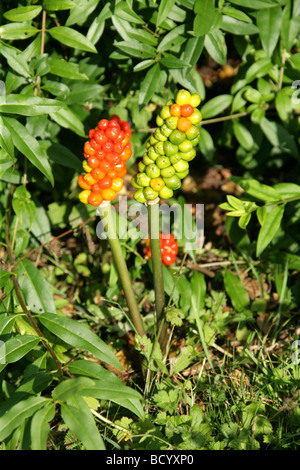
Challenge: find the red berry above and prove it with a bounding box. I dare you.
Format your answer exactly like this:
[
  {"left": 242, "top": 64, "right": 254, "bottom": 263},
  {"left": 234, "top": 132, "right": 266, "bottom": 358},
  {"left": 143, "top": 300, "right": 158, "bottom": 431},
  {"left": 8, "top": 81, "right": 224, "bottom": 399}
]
[
  {"left": 102, "top": 140, "right": 114, "bottom": 153},
  {"left": 110, "top": 114, "right": 121, "bottom": 124},
  {"left": 98, "top": 119, "right": 109, "bottom": 130},
  {"left": 98, "top": 159, "right": 111, "bottom": 173},
  {"left": 108, "top": 119, "right": 120, "bottom": 129},
  {"left": 113, "top": 142, "right": 124, "bottom": 154},
  {"left": 89, "top": 129, "right": 95, "bottom": 139},
  {"left": 87, "top": 156, "right": 100, "bottom": 168},
  {"left": 105, "top": 153, "right": 121, "bottom": 166},
  {"left": 94, "top": 130, "right": 108, "bottom": 145},
  {"left": 96, "top": 149, "right": 105, "bottom": 160},
  {"left": 98, "top": 175, "right": 112, "bottom": 189}
]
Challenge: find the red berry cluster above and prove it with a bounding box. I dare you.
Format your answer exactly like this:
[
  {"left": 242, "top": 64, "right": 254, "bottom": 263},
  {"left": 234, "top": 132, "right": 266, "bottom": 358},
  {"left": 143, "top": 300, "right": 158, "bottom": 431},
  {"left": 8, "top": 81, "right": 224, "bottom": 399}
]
[
  {"left": 143, "top": 233, "right": 178, "bottom": 266},
  {"left": 78, "top": 115, "right": 132, "bottom": 206}
]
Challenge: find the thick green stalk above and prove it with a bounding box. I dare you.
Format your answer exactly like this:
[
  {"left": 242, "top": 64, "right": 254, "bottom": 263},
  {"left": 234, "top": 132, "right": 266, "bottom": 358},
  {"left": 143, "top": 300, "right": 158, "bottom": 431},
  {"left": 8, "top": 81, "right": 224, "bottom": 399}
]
[
  {"left": 147, "top": 201, "right": 168, "bottom": 354},
  {"left": 98, "top": 203, "right": 145, "bottom": 337}
]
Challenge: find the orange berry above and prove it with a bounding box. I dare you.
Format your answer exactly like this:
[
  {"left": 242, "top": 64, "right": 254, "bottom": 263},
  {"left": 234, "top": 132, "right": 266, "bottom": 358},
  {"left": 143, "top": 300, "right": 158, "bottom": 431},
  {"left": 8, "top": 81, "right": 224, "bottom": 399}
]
[
  {"left": 88, "top": 192, "right": 104, "bottom": 206},
  {"left": 91, "top": 167, "right": 106, "bottom": 180},
  {"left": 101, "top": 188, "right": 116, "bottom": 201},
  {"left": 87, "top": 156, "right": 101, "bottom": 168},
  {"left": 78, "top": 174, "right": 91, "bottom": 190},
  {"left": 84, "top": 141, "right": 96, "bottom": 156},
  {"left": 84, "top": 173, "right": 98, "bottom": 186},
  {"left": 120, "top": 147, "right": 132, "bottom": 161},
  {"left": 111, "top": 177, "right": 124, "bottom": 192},
  {"left": 177, "top": 116, "right": 192, "bottom": 132},
  {"left": 98, "top": 159, "right": 111, "bottom": 173},
  {"left": 170, "top": 104, "right": 181, "bottom": 117},
  {"left": 98, "top": 175, "right": 112, "bottom": 190},
  {"left": 180, "top": 104, "right": 194, "bottom": 117},
  {"left": 117, "top": 167, "right": 127, "bottom": 178},
  {"left": 107, "top": 169, "right": 118, "bottom": 179}
]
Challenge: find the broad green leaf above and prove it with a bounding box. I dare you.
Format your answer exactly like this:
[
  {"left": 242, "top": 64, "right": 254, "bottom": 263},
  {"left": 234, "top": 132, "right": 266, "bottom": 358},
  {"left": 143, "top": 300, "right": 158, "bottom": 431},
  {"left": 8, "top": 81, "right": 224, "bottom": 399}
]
[
  {"left": 30, "top": 205, "right": 52, "bottom": 245},
  {"left": 0, "top": 396, "right": 47, "bottom": 441},
  {"left": 115, "top": 40, "right": 156, "bottom": 59},
  {"left": 281, "top": 0, "right": 300, "bottom": 51},
  {"left": 30, "top": 401, "right": 56, "bottom": 450},
  {"left": 222, "top": 6, "right": 252, "bottom": 23},
  {"left": 199, "top": 127, "right": 215, "bottom": 162},
  {"left": 244, "top": 88, "right": 262, "bottom": 104},
  {"left": 0, "top": 95, "right": 62, "bottom": 116},
  {"left": 127, "top": 29, "right": 158, "bottom": 46},
  {"left": 87, "top": 2, "right": 111, "bottom": 45},
  {"left": 66, "top": 0, "right": 99, "bottom": 26},
  {"left": 257, "top": 6, "right": 282, "bottom": 57},
  {"left": 260, "top": 117, "right": 299, "bottom": 159},
  {"left": 256, "top": 206, "right": 267, "bottom": 226},
  {"left": 224, "top": 270, "right": 250, "bottom": 312},
  {"left": 44, "top": 141, "right": 82, "bottom": 170},
  {"left": 201, "top": 94, "right": 232, "bottom": 119},
  {"left": 204, "top": 30, "right": 227, "bottom": 65},
  {"left": 64, "top": 83, "right": 103, "bottom": 105},
  {"left": 133, "top": 59, "right": 155, "bottom": 72},
  {"left": 221, "top": 16, "right": 258, "bottom": 35},
  {"left": 0, "top": 23, "right": 39, "bottom": 40},
  {"left": 0, "top": 335, "right": 41, "bottom": 374},
  {"left": 43, "top": 0, "right": 76, "bottom": 10},
  {"left": 273, "top": 182, "right": 300, "bottom": 199},
  {"left": 233, "top": 120, "right": 254, "bottom": 151},
  {"left": 0, "top": 116, "right": 14, "bottom": 158},
  {"left": 15, "top": 259, "right": 56, "bottom": 314},
  {"left": 48, "top": 26, "right": 97, "bottom": 53},
  {"left": 181, "top": 36, "right": 205, "bottom": 70},
  {"left": 228, "top": 0, "right": 280, "bottom": 8},
  {"left": 50, "top": 106, "right": 85, "bottom": 137},
  {"left": 138, "top": 63, "right": 161, "bottom": 106},
  {"left": 48, "top": 58, "right": 89, "bottom": 80},
  {"left": 0, "top": 46, "right": 31, "bottom": 78},
  {"left": 190, "top": 271, "right": 206, "bottom": 314},
  {"left": 237, "top": 178, "right": 282, "bottom": 202},
  {"left": 4, "top": 6, "right": 42, "bottom": 22},
  {"left": 3, "top": 117, "right": 54, "bottom": 185},
  {"left": 238, "top": 213, "right": 251, "bottom": 229},
  {"left": 160, "top": 54, "right": 189, "bottom": 69},
  {"left": 114, "top": 2, "right": 144, "bottom": 24},
  {"left": 67, "top": 359, "right": 123, "bottom": 381},
  {"left": 194, "top": 0, "right": 221, "bottom": 36},
  {"left": 12, "top": 185, "right": 36, "bottom": 229},
  {"left": 156, "top": 0, "right": 176, "bottom": 27},
  {"left": 38, "top": 313, "right": 122, "bottom": 370},
  {"left": 275, "top": 88, "right": 293, "bottom": 121},
  {"left": 157, "top": 24, "right": 185, "bottom": 52},
  {"left": 245, "top": 58, "right": 273, "bottom": 84},
  {"left": 256, "top": 205, "right": 285, "bottom": 256},
  {"left": 61, "top": 399, "right": 105, "bottom": 450},
  {"left": 0, "top": 314, "right": 16, "bottom": 336}
]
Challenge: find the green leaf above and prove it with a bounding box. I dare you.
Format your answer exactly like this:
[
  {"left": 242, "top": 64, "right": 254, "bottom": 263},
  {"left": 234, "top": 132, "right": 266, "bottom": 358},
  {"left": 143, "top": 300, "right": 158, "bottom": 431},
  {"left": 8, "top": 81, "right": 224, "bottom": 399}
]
[
  {"left": 15, "top": 259, "right": 56, "bottom": 314},
  {"left": 127, "top": 29, "right": 158, "bottom": 46},
  {"left": 115, "top": 40, "right": 156, "bottom": 59},
  {"left": 244, "top": 88, "right": 262, "bottom": 104},
  {"left": 0, "top": 335, "right": 41, "bottom": 374},
  {"left": 224, "top": 270, "right": 250, "bottom": 312},
  {"left": 0, "top": 46, "right": 31, "bottom": 78},
  {"left": 0, "top": 314, "right": 16, "bottom": 336},
  {"left": 0, "top": 396, "right": 47, "bottom": 441},
  {"left": 245, "top": 58, "right": 273, "bottom": 84},
  {"left": 201, "top": 94, "right": 232, "bottom": 119},
  {"left": 228, "top": 0, "right": 279, "bottom": 8},
  {"left": 281, "top": 0, "right": 300, "bottom": 51},
  {"left": 38, "top": 313, "right": 122, "bottom": 370},
  {"left": 61, "top": 399, "right": 105, "bottom": 450},
  {"left": 30, "top": 401, "right": 56, "bottom": 450},
  {"left": 86, "top": 2, "right": 111, "bottom": 45},
  {"left": 256, "top": 206, "right": 267, "bottom": 226},
  {"left": 160, "top": 54, "right": 189, "bottom": 69},
  {"left": 204, "top": 30, "right": 227, "bottom": 65},
  {"left": 48, "top": 26, "right": 97, "bottom": 53},
  {"left": 4, "top": 6, "right": 42, "bottom": 22},
  {"left": 133, "top": 59, "right": 155, "bottom": 72},
  {"left": 233, "top": 120, "right": 254, "bottom": 151},
  {"left": 45, "top": 142, "right": 82, "bottom": 170},
  {"left": 190, "top": 271, "right": 206, "bottom": 314},
  {"left": 48, "top": 58, "right": 89, "bottom": 80},
  {"left": 181, "top": 36, "right": 205, "bottom": 70},
  {"left": 138, "top": 63, "right": 161, "bottom": 106},
  {"left": 66, "top": 0, "right": 99, "bottom": 26},
  {"left": 260, "top": 117, "right": 299, "bottom": 158},
  {"left": 194, "top": 0, "right": 221, "bottom": 36},
  {"left": 273, "top": 182, "right": 300, "bottom": 199},
  {"left": 0, "top": 95, "right": 62, "bottom": 116},
  {"left": 238, "top": 213, "right": 251, "bottom": 229},
  {"left": 257, "top": 6, "right": 282, "bottom": 57},
  {"left": 3, "top": 117, "right": 54, "bottom": 185},
  {"left": 114, "top": 2, "right": 144, "bottom": 24},
  {"left": 50, "top": 106, "right": 85, "bottom": 137},
  {"left": 221, "top": 15, "right": 258, "bottom": 35},
  {"left": 199, "top": 127, "right": 215, "bottom": 162},
  {"left": 0, "top": 116, "right": 14, "bottom": 158},
  {"left": 256, "top": 205, "right": 285, "bottom": 256},
  {"left": 222, "top": 6, "right": 252, "bottom": 23},
  {"left": 43, "top": 0, "right": 76, "bottom": 10},
  {"left": 0, "top": 23, "right": 39, "bottom": 40},
  {"left": 157, "top": 24, "right": 185, "bottom": 52},
  {"left": 156, "top": 0, "right": 176, "bottom": 27},
  {"left": 236, "top": 178, "right": 282, "bottom": 202},
  {"left": 12, "top": 185, "right": 36, "bottom": 229},
  {"left": 275, "top": 88, "right": 293, "bottom": 121}
]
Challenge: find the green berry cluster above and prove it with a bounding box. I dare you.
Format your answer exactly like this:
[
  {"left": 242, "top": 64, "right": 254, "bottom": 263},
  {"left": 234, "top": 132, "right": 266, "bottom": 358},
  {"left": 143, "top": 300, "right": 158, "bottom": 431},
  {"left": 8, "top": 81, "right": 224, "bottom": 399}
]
[{"left": 132, "top": 89, "right": 202, "bottom": 203}]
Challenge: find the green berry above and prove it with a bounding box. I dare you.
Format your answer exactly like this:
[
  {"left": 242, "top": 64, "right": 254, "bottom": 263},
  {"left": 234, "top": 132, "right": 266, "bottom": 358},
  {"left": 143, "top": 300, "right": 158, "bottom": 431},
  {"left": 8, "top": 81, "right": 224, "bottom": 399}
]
[
  {"left": 143, "top": 154, "right": 154, "bottom": 165},
  {"left": 148, "top": 146, "right": 159, "bottom": 161},
  {"left": 156, "top": 156, "right": 171, "bottom": 169},
  {"left": 179, "top": 148, "right": 196, "bottom": 161},
  {"left": 185, "top": 124, "right": 200, "bottom": 141},
  {"left": 154, "top": 128, "right": 167, "bottom": 142},
  {"left": 164, "top": 174, "right": 181, "bottom": 190},
  {"left": 138, "top": 161, "right": 146, "bottom": 173},
  {"left": 169, "top": 129, "right": 186, "bottom": 145},
  {"left": 177, "top": 169, "right": 189, "bottom": 179},
  {"left": 160, "top": 166, "right": 175, "bottom": 178},
  {"left": 154, "top": 142, "right": 165, "bottom": 156},
  {"left": 146, "top": 163, "right": 160, "bottom": 179},
  {"left": 178, "top": 139, "right": 193, "bottom": 153},
  {"left": 170, "top": 153, "right": 181, "bottom": 164},
  {"left": 160, "top": 124, "right": 173, "bottom": 138},
  {"left": 134, "top": 188, "right": 147, "bottom": 203},
  {"left": 156, "top": 115, "right": 164, "bottom": 127},
  {"left": 165, "top": 116, "right": 179, "bottom": 130},
  {"left": 137, "top": 172, "right": 151, "bottom": 187},
  {"left": 131, "top": 175, "right": 143, "bottom": 189},
  {"left": 190, "top": 134, "right": 200, "bottom": 147},
  {"left": 159, "top": 186, "right": 173, "bottom": 199},
  {"left": 173, "top": 159, "right": 189, "bottom": 173},
  {"left": 149, "top": 134, "right": 159, "bottom": 146},
  {"left": 160, "top": 105, "right": 171, "bottom": 120},
  {"left": 143, "top": 186, "right": 159, "bottom": 201},
  {"left": 163, "top": 141, "right": 178, "bottom": 157}
]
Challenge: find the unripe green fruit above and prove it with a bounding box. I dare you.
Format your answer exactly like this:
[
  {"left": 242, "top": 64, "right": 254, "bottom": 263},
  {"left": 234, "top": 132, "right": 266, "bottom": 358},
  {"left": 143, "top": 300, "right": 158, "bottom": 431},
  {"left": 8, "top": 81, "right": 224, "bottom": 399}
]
[
  {"left": 190, "top": 93, "right": 201, "bottom": 107},
  {"left": 131, "top": 175, "right": 143, "bottom": 189},
  {"left": 146, "top": 163, "right": 160, "bottom": 179},
  {"left": 179, "top": 139, "right": 193, "bottom": 153},
  {"left": 165, "top": 116, "right": 179, "bottom": 130},
  {"left": 137, "top": 172, "right": 151, "bottom": 187},
  {"left": 154, "top": 142, "right": 165, "bottom": 156},
  {"left": 172, "top": 159, "right": 189, "bottom": 173},
  {"left": 164, "top": 174, "right": 181, "bottom": 190},
  {"left": 190, "top": 134, "right": 200, "bottom": 147},
  {"left": 156, "top": 156, "right": 171, "bottom": 169},
  {"left": 179, "top": 148, "right": 196, "bottom": 161},
  {"left": 188, "top": 108, "right": 202, "bottom": 125},
  {"left": 138, "top": 161, "right": 146, "bottom": 172},
  {"left": 143, "top": 154, "right": 154, "bottom": 165},
  {"left": 160, "top": 165, "right": 175, "bottom": 177},
  {"left": 149, "top": 134, "right": 159, "bottom": 146},
  {"left": 160, "top": 105, "right": 171, "bottom": 120},
  {"left": 169, "top": 129, "right": 186, "bottom": 145},
  {"left": 176, "top": 89, "right": 191, "bottom": 106},
  {"left": 150, "top": 177, "right": 165, "bottom": 191},
  {"left": 156, "top": 115, "right": 164, "bottom": 127},
  {"left": 185, "top": 124, "right": 200, "bottom": 141},
  {"left": 160, "top": 124, "right": 173, "bottom": 138},
  {"left": 148, "top": 146, "right": 159, "bottom": 161},
  {"left": 134, "top": 188, "right": 147, "bottom": 203},
  {"left": 154, "top": 128, "right": 167, "bottom": 142},
  {"left": 177, "top": 169, "right": 189, "bottom": 179},
  {"left": 143, "top": 186, "right": 159, "bottom": 201},
  {"left": 170, "top": 153, "right": 181, "bottom": 164},
  {"left": 159, "top": 186, "right": 173, "bottom": 199},
  {"left": 163, "top": 141, "right": 178, "bottom": 157},
  {"left": 145, "top": 140, "right": 151, "bottom": 150}
]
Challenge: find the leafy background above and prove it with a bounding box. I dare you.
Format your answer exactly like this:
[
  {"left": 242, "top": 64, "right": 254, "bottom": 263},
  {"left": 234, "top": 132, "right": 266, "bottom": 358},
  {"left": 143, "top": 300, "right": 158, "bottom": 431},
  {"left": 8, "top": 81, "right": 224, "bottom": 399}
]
[{"left": 0, "top": 0, "right": 300, "bottom": 450}]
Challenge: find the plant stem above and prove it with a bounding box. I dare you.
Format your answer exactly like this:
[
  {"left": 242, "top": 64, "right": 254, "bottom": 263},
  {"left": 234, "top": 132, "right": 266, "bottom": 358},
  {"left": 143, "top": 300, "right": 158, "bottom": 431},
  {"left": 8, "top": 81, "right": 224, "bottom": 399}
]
[
  {"left": 201, "top": 111, "right": 248, "bottom": 126},
  {"left": 98, "top": 203, "right": 145, "bottom": 337},
  {"left": 147, "top": 201, "right": 168, "bottom": 354}
]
